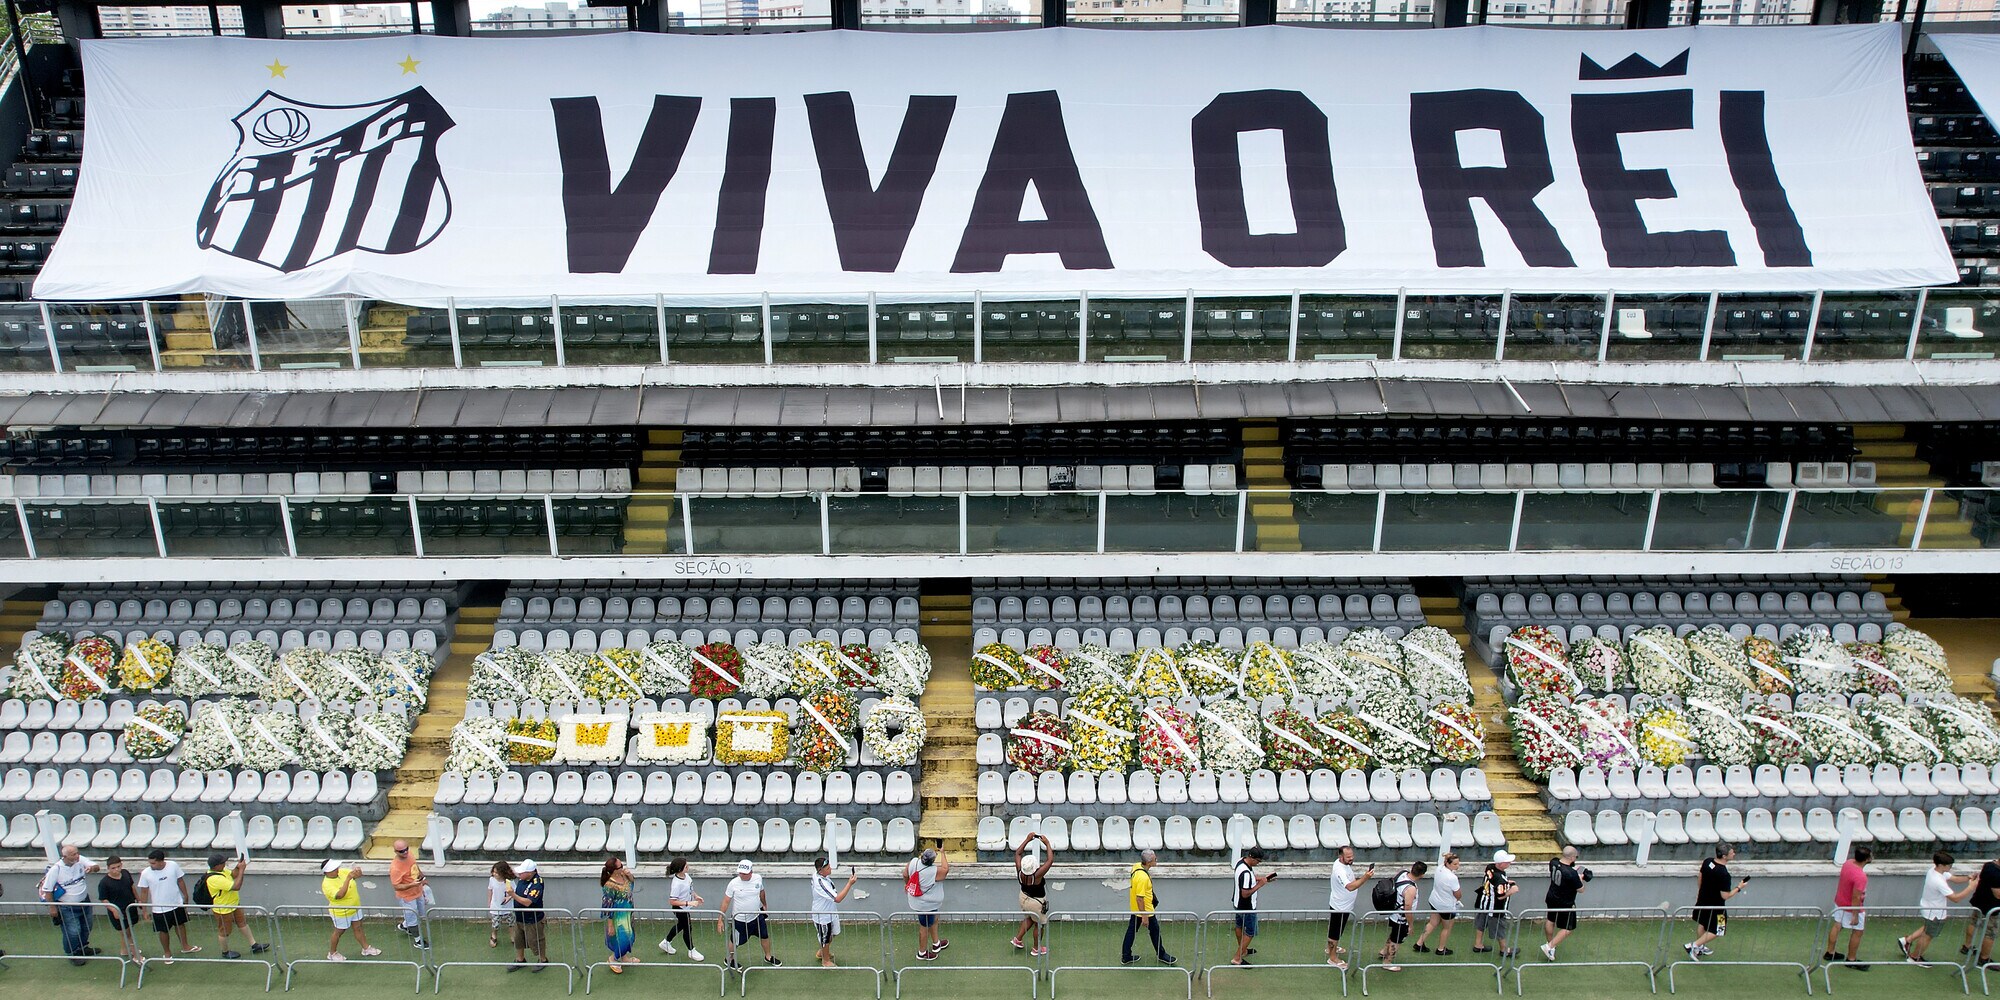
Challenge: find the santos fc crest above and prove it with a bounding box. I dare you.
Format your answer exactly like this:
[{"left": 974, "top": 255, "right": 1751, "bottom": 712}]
[{"left": 196, "top": 88, "right": 454, "bottom": 273}]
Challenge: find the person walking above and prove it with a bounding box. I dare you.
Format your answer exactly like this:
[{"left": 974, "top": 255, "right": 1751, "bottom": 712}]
[
  {"left": 39, "top": 844, "right": 100, "bottom": 965},
  {"left": 1969, "top": 852, "right": 2000, "bottom": 966},
  {"left": 1012, "top": 832, "right": 1053, "bottom": 956},
  {"left": 486, "top": 861, "right": 515, "bottom": 948},
  {"left": 1413, "top": 853, "right": 1462, "bottom": 955},
  {"left": 202, "top": 854, "right": 267, "bottom": 958},
  {"left": 1825, "top": 846, "right": 1871, "bottom": 969},
  {"left": 1326, "top": 845, "right": 1373, "bottom": 970},
  {"left": 1472, "top": 851, "right": 1519, "bottom": 958},
  {"left": 1899, "top": 852, "right": 1976, "bottom": 966},
  {"left": 656, "top": 857, "right": 704, "bottom": 961},
  {"left": 1120, "top": 850, "right": 1176, "bottom": 966},
  {"left": 97, "top": 857, "right": 139, "bottom": 963},
  {"left": 508, "top": 859, "right": 549, "bottom": 972},
  {"left": 387, "top": 839, "right": 429, "bottom": 950},
  {"left": 319, "top": 860, "right": 381, "bottom": 961},
  {"left": 1229, "top": 847, "right": 1273, "bottom": 966},
  {"left": 811, "top": 856, "right": 859, "bottom": 968},
  {"left": 906, "top": 848, "right": 949, "bottom": 961},
  {"left": 134, "top": 848, "right": 198, "bottom": 964},
  {"left": 719, "top": 859, "right": 780, "bottom": 970},
  {"left": 1684, "top": 844, "right": 1749, "bottom": 961},
  {"left": 1540, "top": 846, "right": 1587, "bottom": 961},
  {"left": 601, "top": 856, "right": 641, "bottom": 973},
  {"left": 1379, "top": 860, "right": 1427, "bottom": 972}
]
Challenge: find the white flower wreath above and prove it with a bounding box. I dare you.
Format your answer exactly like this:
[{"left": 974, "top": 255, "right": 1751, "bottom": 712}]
[{"left": 863, "top": 696, "right": 927, "bottom": 766}]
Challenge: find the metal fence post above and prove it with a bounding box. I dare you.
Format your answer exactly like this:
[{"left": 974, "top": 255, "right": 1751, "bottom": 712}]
[
  {"left": 1906, "top": 287, "right": 1928, "bottom": 361},
  {"left": 243, "top": 300, "right": 263, "bottom": 371},
  {"left": 142, "top": 300, "right": 163, "bottom": 372},
  {"left": 1910, "top": 488, "right": 1934, "bottom": 550},
  {"left": 15, "top": 497, "right": 35, "bottom": 558},
  {"left": 1698, "top": 291, "right": 1719, "bottom": 361}
]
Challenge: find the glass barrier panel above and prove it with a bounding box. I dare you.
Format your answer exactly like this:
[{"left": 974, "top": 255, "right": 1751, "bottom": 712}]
[
  {"left": 1781, "top": 488, "right": 1908, "bottom": 550},
  {"left": 559, "top": 304, "right": 663, "bottom": 367},
  {"left": 662, "top": 304, "right": 765, "bottom": 365},
  {"left": 362, "top": 302, "right": 456, "bottom": 369},
  {"left": 1915, "top": 289, "right": 2000, "bottom": 360},
  {"left": 285, "top": 497, "right": 418, "bottom": 557},
  {"left": 1601, "top": 293, "right": 1711, "bottom": 361},
  {"left": 456, "top": 305, "right": 558, "bottom": 367},
  {"left": 1397, "top": 293, "right": 1502, "bottom": 360},
  {"left": 686, "top": 495, "right": 822, "bottom": 554},
  {"left": 156, "top": 498, "right": 286, "bottom": 556},
  {"left": 0, "top": 505, "right": 24, "bottom": 558},
  {"left": 554, "top": 496, "right": 632, "bottom": 555},
  {"left": 1278, "top": 1, "right": 1432, "bottom": 20},
  {"left": 980, "top": 298, "right": 1080, "bottom": 363},
  {"left": 772, "top": 303, "right": 869, "bottom": 365},
  {"left": 0, "top": 301, "right": 52, "bottom": 372},
  {"left": 966, "top": 492, "right": 1097, "bottom": 553},
  {"left": 613, "top": 493, "right": 684, "bottom": 556},
  {"left": 829, "top": 494, "right": 957, "bottom": 553},
  {"left": 1711, "top": 292, "right": 1812, "bottom": 361},
  {"left": 47, "top": 303, "right": 151, "bottom": 372},
  {"left": 416, "top": 497, "right": 560, "bottom": 556},
  {"left": 1650, "top": 490, "right": 1781, "bottom": 551},
  {"left": 154, "top": 298, "right": 254, "bottom": 370},
  {"left": 1516, "top": 490, "right": 1648, "bottom": 550},
  {"left": 1378, "top": 491, "right": 1514, "bottom": 551},
  {"left": 1917, "top": 488, "right": 1993, "bottom": 551},
  {"left": 248, "top": 299, "right": 354, "bottom": 369},
  {"left": 1105, "top": 491, "right": 1236, "bottom": 552},
  {"left": 1813, "top": 291, "right": 1920, "bottom": 361},
  {"left": 1087, "top": 297, "right": 1182, "bottom": 363},
  {"left": 1191, "top": 296, "right": 1291, "bottom": 362},
  {"left": 877, "top": 302, "right": 974, "bottom": 364},
  {"left": 1067, "top": 0, "right": 1238, "bottom": 21},
  {"left": 1503, "top": 293, "right": 1607, "bottom": 362},
  {"left": 1290, "top": 490, "right": 1377, "bottom": 551},
  {"left": 20, "top": 499, "right": 158, "bottom": 558},
  {"left": 1296, "top": 294, "right": 1395, "bottom": 360}
]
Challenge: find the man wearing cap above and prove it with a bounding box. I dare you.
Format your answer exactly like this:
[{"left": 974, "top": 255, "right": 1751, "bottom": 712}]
[
  {"left": 203, "top": 853, "right": 268, "bottom": 959},
  {"left": 508, "top": 859, "right": 549, "bottom": 972},
  {"left": 1473, "top": 851, "right": 1520, "bottom": 958},
  {"left": 319, "top": 860, "right": 381, "bottom": 962},
  {"left": 718, "top": 859, "right": 780, "bottom": 971},
  {"left": 811, "top": 856, "right": 859, "bottom": 968},
  {"left": 906, "top": 848, "right": 950, "bottom": 961},
  {"left": 388, "top": 838, "right": 429, "bottom": 949}
]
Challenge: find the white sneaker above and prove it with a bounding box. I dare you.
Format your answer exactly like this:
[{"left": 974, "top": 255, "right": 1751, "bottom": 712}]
[
  {"left": 1540, "top": 944, "right": 1557, "bottom": 961},
  {"left": 688, "top": 948, "right": 705, "bottom": 962},
  {"left": 659, "top": 939, "right": 676, "bottom": 955},
  {"left": 326, "top": 952, "right": 348, "bottom": 962}
]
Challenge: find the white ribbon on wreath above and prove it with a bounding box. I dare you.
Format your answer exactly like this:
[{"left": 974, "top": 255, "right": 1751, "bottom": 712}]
[
  {"left": 281, "top": 659, "right": 321, "bottom": 703},
  {"left": 21, "top": 650, "right": 59, "bottom": 700},
  {"left": 476, "top": 652, "right": 528, "bottom": 697},
  {"left": 974, "top": 650, "right": 1023, "bottom": 686},
  {"left": 1238, "top": 645, "right": 1300, "bottom": 698},
  {"left": 1311, "top": 718, "right": 1379, "bottom": 758},
  {"left": 1193, "top": 705, "right": 1263, "bottom": 757},
  {"left": 1795, "top": 711, "right": 1884, "bottom": 754},
  {"left": 1359, "top": 709, "right": 1430, "bottom": 750},
  {"left": 1067, "top": 708, "right": 1135, "bottom": 740},
  {"left": 1141, "top": 704, "right": 1199, "bottom": 764},
  {"left": 1874, "top": 714, "right": 1943, "bottom": 762},
  {"left": 206, "top": 704, "right": 248, "bottom": 761},
  {"left": 250, "top": 715, "right": 300, "bottom": 764},
  {"left": 1632, "top": 635, "right": 1695, "bottom": 682},
  {"left": 643, "top": 646, "right": 692, "bottom": 686},
  {"left": 127, "top": 712, "right": 179, "bottom": 742},
  {"left": 595, "top": 652, "right": 642, "bottom": 695},
  {"left": 226, "top": 648, "right": 270, "bottom": 684},
  {"left": 1009, "top": 727, "right": 1074, "bottom": 751},
  {"left": 538, "top": 652, "right": 585, "bottom": 701},
  {"left": 1426, "top": 707, "right": 1483, "bottom": 751},
  {"left": 1743, "top": 712, "right": 1809, "bottom": 749},
  {"left": 1511, "top": 706, "right": 1585, "bottom": 762},
  {"left": 66, "top": 648, "right": 116, "bottom": 693},
  {"left": 1265, "top": 719, "right": 1321, "bottom": 760},
  {"left": 1573, "top": 701, "right": 1641, "bottom": 762},
  {"left": 693, "top": 649, "right": 742, "bottom": 688}
]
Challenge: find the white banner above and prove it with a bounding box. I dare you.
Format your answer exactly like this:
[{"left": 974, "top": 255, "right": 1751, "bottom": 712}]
[
  {"left": 38, "top": 25, "right": 1950, "bottom": 304},
  {"left": 1933, "top": 35, "right": 2000, "bottom": 124}
]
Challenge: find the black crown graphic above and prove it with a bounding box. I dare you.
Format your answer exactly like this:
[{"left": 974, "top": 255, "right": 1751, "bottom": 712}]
[{"left": 1578, "top": 49, "right": 1691, "bottom": 81}]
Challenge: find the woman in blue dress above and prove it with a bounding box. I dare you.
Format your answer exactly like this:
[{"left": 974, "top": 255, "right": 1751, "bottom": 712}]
[{"left": 601, "top": 856, "right": 640, "bottom": 972}]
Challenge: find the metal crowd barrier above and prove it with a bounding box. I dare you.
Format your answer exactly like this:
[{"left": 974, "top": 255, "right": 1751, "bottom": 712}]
[
  {"left": 571, "top": 905, "right": 724, "bottom": 994},
  {"left": 0, "top": 898, "right": 140, "bottom": 987},
  {"left": 1662, "top": 904, "right": 1823, "bottom": 995},
  {"left": 1354, "top": 906, "right": 1504, "bottom": 995},
  {"left": 886, "top": 909, "right": 1043, "bottom": 999},
  {"left": 1199, "top": 907, "right": 1343, "bottom": 997},
  {"left": 272, "top": 902, "right": 428, "bottom": 993},
  {"left": 728, "top": 907, "right": 885, "bottom": 998},
  {"left": 132, "top": 901, "right": 277, "bottom": 991},
  {"left": 425, "top": 904, "right": 576, "bottom": 994},
  {"left": 1817, "top": 904, "right": 1968, "bottom": 994},
  {"left": 1512, "top": 905, "right": 1668, "bottom": 996},
  {"left": 1048, "top": 909, "right": 1195, "bottom": 1000},
  {"left": 1976, "top": 908, "right": 2000, "bottom": 996}
]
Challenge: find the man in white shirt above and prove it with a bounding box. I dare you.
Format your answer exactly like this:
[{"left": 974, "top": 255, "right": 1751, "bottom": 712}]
[
  {"left": 1899, "top": 851, "right": 1975, "bottom": 966},
  {"left": 1327, "top": 845, "right": 1375, "bottom": 971},
  {"left": 135, "top": 848, "right": 201, "bottom": 963},
  {"left": 37, "top": 843, "right": 100, "bottom": 963},
  {"left": 716, "top": 859, "right": 779, "bottom": 971}
]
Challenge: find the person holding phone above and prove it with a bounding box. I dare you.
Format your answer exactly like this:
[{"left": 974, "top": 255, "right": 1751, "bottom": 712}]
[
  {"left": 1230, "top": 848, "right": 1273, "bottom": 966},
  {"left": 1684, "top": 844, "right": 1749, "bottom": 961},
  {"left": 811, "top": 857, "right": 859, "bottom": 968},
  {"left": 1012, "top": 833, "right": 1054, "bottom": 956},
  {"left": 1327, "top": 845, "right": 1374, "bottom": 970}
]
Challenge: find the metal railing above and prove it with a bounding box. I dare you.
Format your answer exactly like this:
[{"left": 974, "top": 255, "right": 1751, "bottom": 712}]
[
  {"left": 10, "top": 287, "right": 1999, "bottom": 375},
  {"left": 130, "top": 901, "right": 279, "bottom": 990},
  {"left": 1199, "top": 907, "right": 1342, "bottom": 995},
  {"left": 425, "top": 904, "right": 577, "bottom": 994},
  {"left": 0, "top": 484, "right": 1986, "bottom": 562},
  {"left": 1049, "top": 909, "right": 1197, "bottom": 999},
  {"left": 0, "top": 898, "right": 139, "bottom": 986},
  {"left": 272, "top": 902, "right": 429, "bottom": 993},
  {"left": 1353, "top": 905, "right": 1506, "bottom": 993},
  {"left": 1816, "top": 905, "right": 1972, "bottom": 994},
  {"left": 1512, "top": 905, "right": 1670, "bottom": 995},
  {"left": 1662, "top": 905, "right": 1823, "bottom": 994},
  {"left": 886, "top": 909, "right": 1044, "bottom": 998}
]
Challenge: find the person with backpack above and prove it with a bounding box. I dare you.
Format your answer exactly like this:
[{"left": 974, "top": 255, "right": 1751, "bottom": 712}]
[
  {"left": 201, "top": 854, "right": 268, "bottom": 959},
  {"left": 1376, "top": 860, "right": 1427, "bottom": 972},
  {"left": 1472, "top": 851, "right": 1519, "bottom": 957},
  {"left": 906, "top": 848, "right": 950, "bottom": 961},
  {"left": 1120, "top": 849, "right": 1176, "bottom": 966}
]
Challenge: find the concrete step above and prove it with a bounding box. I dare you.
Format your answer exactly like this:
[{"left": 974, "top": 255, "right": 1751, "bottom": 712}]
[
  {"left": 1855, "top": 440, "right": 1919, "bottom": 458},
  {"left": 1240, "top": 423, "right": 1281, "bottom": 443},
  {"left": 1851, "top": 424, "right": 1905, "bottom": 440}
]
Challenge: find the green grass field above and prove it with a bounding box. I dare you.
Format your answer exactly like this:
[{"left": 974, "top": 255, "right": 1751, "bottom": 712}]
[{"left": 0, "top": 915, "right": 1989, "bottom": 999}]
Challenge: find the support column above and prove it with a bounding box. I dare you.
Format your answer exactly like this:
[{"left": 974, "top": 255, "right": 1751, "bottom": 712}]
[
  {"left": 633, "top": 0, "right": 672, "bottom": 30},
  {"left": 53, "top": 0, "right": 100, "bottom": 43},
  {"left": 1432, "top": 0, "right": 1473, "bottom": 25},
  {"left": 1243, "top": 0, "right": 1277, "bottom": 25},
  {"left": 1813, "top": 0, "right": 1884, "bottom": 21},
  {"left": 831, "top": 0, "right": 862, "bottom": 29},
  {"left": 429, "top": 0, "right": 475, "bottom": 34},
  {"left": 1624, "top": 0, "right": 1676, "bottom": 27},
  {"left": 238, "top": 2, "right": 286, "bottom": 37},
  {"left": 1040, "top": 0, "right": 1066, "bottom": 27}
]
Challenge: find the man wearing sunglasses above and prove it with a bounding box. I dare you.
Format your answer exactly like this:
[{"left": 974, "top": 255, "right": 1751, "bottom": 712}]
[{"left": 388, "top": 840, "right": 430, "bottom": 949}]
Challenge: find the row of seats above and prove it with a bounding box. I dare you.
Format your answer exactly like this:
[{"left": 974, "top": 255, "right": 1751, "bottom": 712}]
[
  {"left": 7, "top": 812, "right": 367, "bottom": 854},
  {"left": 975, "top": 591, "right": 1419, "bottom": 624},
  {"left": 1546, "top": 762, "right": 1997, "bottom": 807},
  {"left": 503, "top": 593, "right": 917, "bottom": 626},
  {"left": 1562, "top": 805, "right": 1999, "bottom": 854},
  {"left": 1474, "top": 586, "right": 1886, "bottom": 621},
  {"left": 676, "top": 463, "right": 1243, "bottom": 498},
  {"left": 434, "top": 812, "right": 915, "bottom": 858},
  {"left": 491, "top": 625, "right": 919, "bottom": 653},
  {"left": 15, "top": 627, "right": 442, "bottom": 659},
  {"left": 19, "top": 128, "right": 81, "bottom": 160},
  {"left": 1285, "top": 419, "right": 1857, "bottom": 467},
  {"left": 0, "top": 767, "right": 382, "bottom": 809},
  {"left": 3, "top": 199, "right": 69, "bottom": 232},
  {"left": 970, "top": 624, "right": 1395, "bottom": 651},
  {"left": 1305, "top": 461, "right": 1734, "bottom": 493},
  {"left": 975, "top": 810, "right": 1506, "bottom": 856},
  {"left": 437, "top": 768, "right": 913, "bottom": 809},
  {"left": 387, "top": 469, "right": 633, "bottom": 496},
  {"left": 0, "top": 697, "right": 137, "bottom": 731},
  {"left": 5, "top": 163, "right": 75, "bottom": 193},
  {"left": 0, "top": 730, "right": 133, "bottom": 766},
  {"left": 1474, "top": 622, "right": 1885, "bottom": 668},
  {"left": 4, "top": 429, "right": 641, "bottom": 473},
  {"left": 44, "top": 594, "right": 450, "bottom": 628},
  {"left": 681, "top": 424, "right": 1239, "bottom": 467},
  {"left": 976, "top": 767, "right": 1492, "bottom": 809},
  {"left": 1, "top": 469, "right": 635, "bottom": 499}
]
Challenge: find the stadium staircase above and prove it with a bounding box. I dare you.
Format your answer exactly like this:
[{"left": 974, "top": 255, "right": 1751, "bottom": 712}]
[
  {"left": 0, "top": 591, "right": 44, "bottom": 656},
  {"left": 157, "top": 296, "right": 223, "bottom": 369},
  {"left": 357, "top": 304, "right": 420, "bottom": 364},
  {"left": 623, "top": 429, "right": 683, "bottom": 552},
  {"left": 1241, "top": 418, "right": 1298, "bottom": 551},
  {"left": 916, "top": 584, "right": 977, "bottom": 855},
  {"left": 364, "top": 597, "right": 496, "bottom": 858},
  {"left": 1859, "top": 423, "right": 1981, "bottom": 548},
  {"left": 1436, "top": 592, "right": 1562, "bottom": 860}
]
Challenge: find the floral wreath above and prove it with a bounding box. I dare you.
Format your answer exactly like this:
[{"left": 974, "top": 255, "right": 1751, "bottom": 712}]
[{"left": 863, "top": 695, "right": 927, "bottom": 766}]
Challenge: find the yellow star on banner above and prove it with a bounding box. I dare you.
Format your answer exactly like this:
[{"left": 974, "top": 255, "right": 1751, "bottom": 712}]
[
  {"left": 397, "top": 55, "right": 419, "bottom": 75},
  {"left": 265, "top": 59, "right": 288, "bottom": 78}
]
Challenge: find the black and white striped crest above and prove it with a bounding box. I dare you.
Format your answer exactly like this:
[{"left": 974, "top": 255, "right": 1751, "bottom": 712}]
[{"left": 197, "top": 88, "right": 454, "bottom": 273}]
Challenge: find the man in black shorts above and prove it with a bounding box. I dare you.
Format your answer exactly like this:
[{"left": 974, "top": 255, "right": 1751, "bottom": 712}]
[
  {"left": 1541, "top": 846, "right": 1586, "bottom": 961},
  {"left": 1968, "top": 852, "right": 2000, "bottom": 965},
  {"left": 1326, "top": 845, "right": 1373, "bottom": 970},
  {"left": 1378, "top": 860, "right": 1426, "bottom": 973},
  {"left": 1684, "top": 844, "right": 1748, "bottom": 961}
]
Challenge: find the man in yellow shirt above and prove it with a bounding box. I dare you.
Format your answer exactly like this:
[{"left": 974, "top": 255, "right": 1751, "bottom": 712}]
[
  {"left": 1120, "top": 850, "right": 1176, "bottom": 965},
  {"left": 320, "top": 860, "right": 382, "bottom": 962},
  {"left": 202, "top": 854, "right": 267, "bottom": 959}
]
